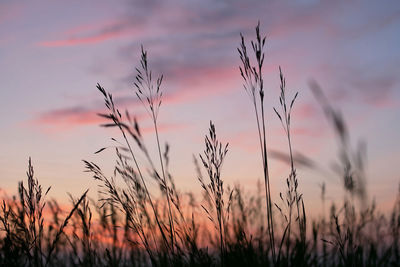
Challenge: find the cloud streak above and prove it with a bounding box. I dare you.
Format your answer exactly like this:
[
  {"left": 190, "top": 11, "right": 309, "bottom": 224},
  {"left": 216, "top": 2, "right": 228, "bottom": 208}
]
[
  {"left": 30, "top": 97, "right": 187, "bottom": 134},
  {"left": 34, "top": 106, "right": 105, "bottom": 127},
  {"left": 38, "top": 19, "right": 139, "bottom": 47}
]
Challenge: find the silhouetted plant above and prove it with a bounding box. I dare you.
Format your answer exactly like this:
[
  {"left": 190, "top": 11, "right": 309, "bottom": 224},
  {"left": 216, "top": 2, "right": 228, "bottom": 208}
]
[
  {"left": 0, "top": 158, "right": 88, "bottom": 267},
  {"left": 85, "top": 47, "right": 198, "bottom": 266},
  {"left": 273, "top": 67, "right": 306, "bottom": 263},
  {"left": 197, "top": 121, "right": 231, "bottom": 266},
  {"left": 134, "top": 46, "right": 176, "bottom": 252},
  {"left": 238, "top": 21, "right": 276, "bottom": 263}
]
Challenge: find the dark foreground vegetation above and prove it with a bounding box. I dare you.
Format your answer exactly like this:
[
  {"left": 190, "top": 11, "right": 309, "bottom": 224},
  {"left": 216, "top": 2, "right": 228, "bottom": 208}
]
[{"left": 1, "top": 24, "right": 399, "bottom": 267}]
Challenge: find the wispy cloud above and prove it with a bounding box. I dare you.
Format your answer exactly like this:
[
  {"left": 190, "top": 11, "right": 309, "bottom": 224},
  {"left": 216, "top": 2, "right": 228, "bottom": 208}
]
[
  {"left": 38, "top": 19, "right": 139, "bottom": 47},
  {"left": 34, "top": 106, "right": 105, "bottom": 127},
  {"left": 30, "top": 97, "right": 188, "bottom": 135},
  {"left": 292, "top": 103, "right": 318, "bottom": 120}
]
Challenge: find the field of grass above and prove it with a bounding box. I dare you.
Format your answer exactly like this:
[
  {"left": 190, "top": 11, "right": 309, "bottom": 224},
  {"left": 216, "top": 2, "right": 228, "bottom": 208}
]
[{"left": 1, "top": 24, "right": 399, "bottom": 267}]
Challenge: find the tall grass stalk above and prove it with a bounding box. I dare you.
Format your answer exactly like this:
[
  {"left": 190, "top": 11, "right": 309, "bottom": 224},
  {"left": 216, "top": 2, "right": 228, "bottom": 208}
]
[
  {"left": 198, "top": 121, "right": 231, "bottom": 266},
  {"left": 238, "top": 22, "right": 276, "bottom": 262},
  {"left": 133, "top": 46, "right": 176, "bottom": 251},
  {"left": 273, "top": 67, "right": 306, "bottom": 260}
]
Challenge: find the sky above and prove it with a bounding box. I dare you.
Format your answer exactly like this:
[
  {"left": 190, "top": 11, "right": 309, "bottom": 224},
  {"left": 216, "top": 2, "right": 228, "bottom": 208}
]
[{"left": 0, "top": 0, "right": 399, "bottom": 216}]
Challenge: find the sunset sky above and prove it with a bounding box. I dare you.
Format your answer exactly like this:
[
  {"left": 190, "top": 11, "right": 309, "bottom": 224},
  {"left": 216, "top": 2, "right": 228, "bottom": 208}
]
[{"left": 1, "top": 0, "right": 399, "bottom": 215}]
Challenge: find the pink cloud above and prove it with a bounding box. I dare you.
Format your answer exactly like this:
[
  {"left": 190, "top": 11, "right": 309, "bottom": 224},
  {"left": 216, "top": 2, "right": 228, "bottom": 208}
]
[
  {"left": 138, "top": 123, "right": 187, "bottom": 135},
  {"left": 39, "top": 31, "right": 125, "bottom": 47},
  {"left": 35, "top": 107, "right": 104, "bottom": 126},
  {"left": 162, "top": 64, "right": 240, "bottom": 105},
  {"left": 30, "top": 103, "right": 187, "bottom": 135},
  {"left": 38, "top": 20, "right": 137, "bottom": 47},
  {"left": 292, "top": 103, "right": 318, "bottom": 120},
  {"left": 161, "top": 61, "right": 280, "bottom": 107},
  {"left": 228, "top": 130, "right": 259, "bottom": 153},
  {"left": 291, "top": 127, "right": 324, "bottom": 137}
]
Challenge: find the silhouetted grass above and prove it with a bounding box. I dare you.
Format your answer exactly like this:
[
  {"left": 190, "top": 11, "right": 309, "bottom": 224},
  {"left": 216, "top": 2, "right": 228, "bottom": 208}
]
[
  {"left": 1, "top": 24, "right": 399, "bottom": 267},
  {"left": 0, "top": 158, "right": 88, "bottom": 267},
  {"left": 198, "top": 121, "right": 231, "bottom": 266},
  {"left": 238, "top": 22, "right": 277, "bottom": 263}
]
